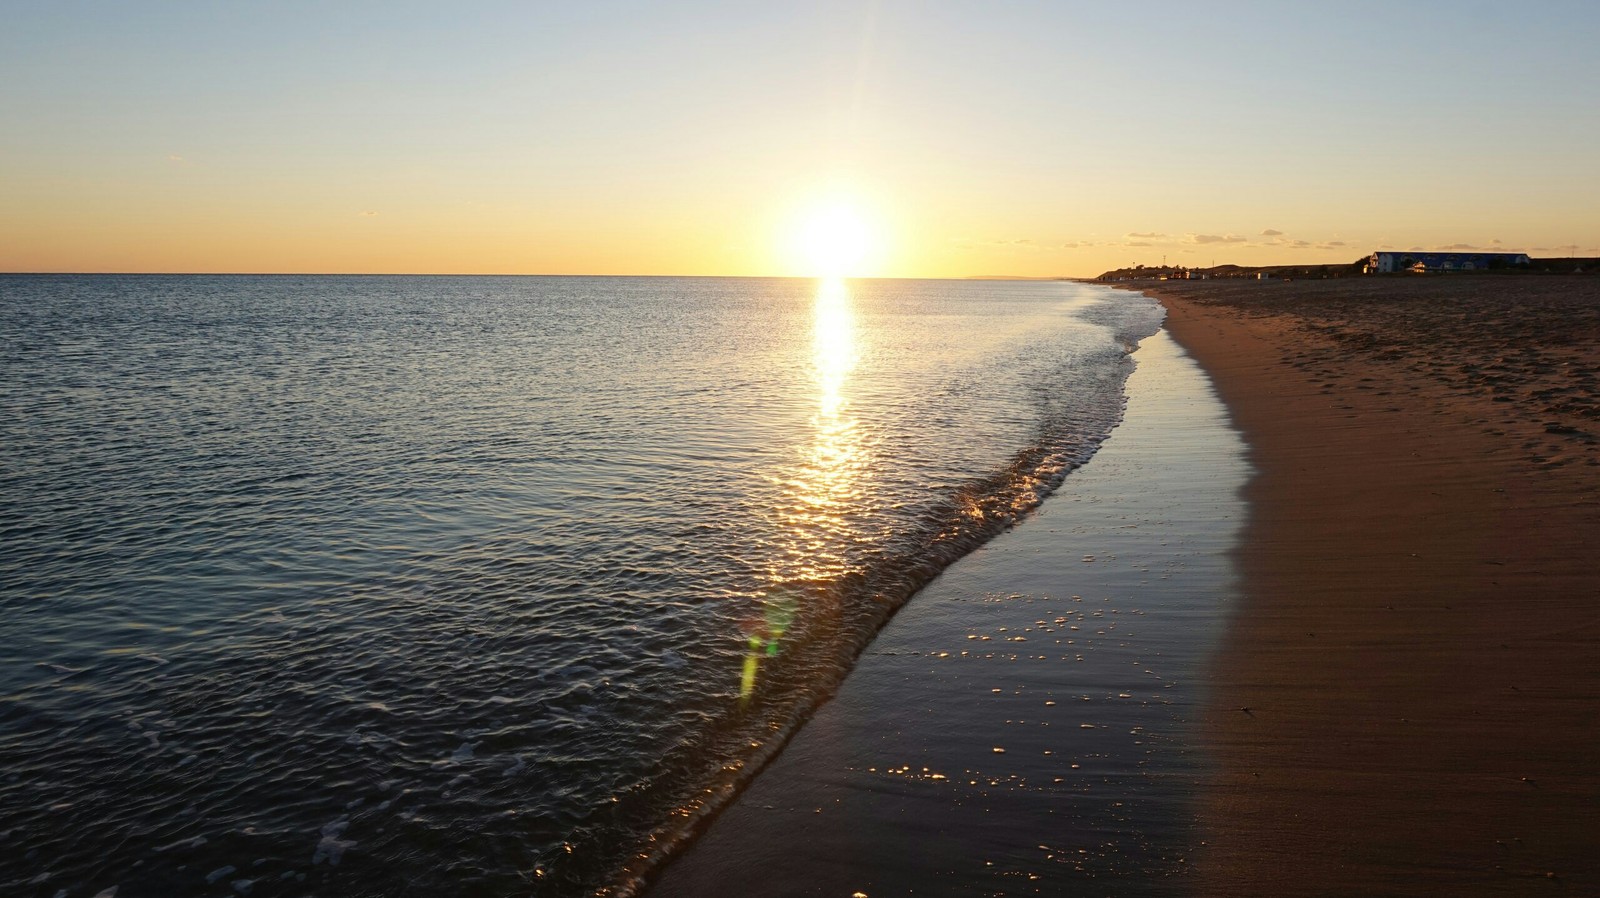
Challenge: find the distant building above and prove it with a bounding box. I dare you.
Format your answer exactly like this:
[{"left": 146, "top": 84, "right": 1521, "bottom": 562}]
[{"left": 1366, "top": 251, "right": 1530, "bottom": 273}]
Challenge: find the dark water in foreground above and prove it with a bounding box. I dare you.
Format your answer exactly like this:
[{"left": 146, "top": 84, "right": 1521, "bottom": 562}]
[{"left": 0, "top": 275, "right": 1160, "bottom": 896}]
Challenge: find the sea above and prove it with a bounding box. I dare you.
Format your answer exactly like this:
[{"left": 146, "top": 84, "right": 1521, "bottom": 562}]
[{"left": 0, "top": 274, "right": 1164, "bottom": 897}]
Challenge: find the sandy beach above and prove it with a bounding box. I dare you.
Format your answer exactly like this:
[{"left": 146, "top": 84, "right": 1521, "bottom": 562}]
[
  {"left": 1149, "top": 275, "right": 1600, "bottom": 894},
  {"left": 646, "top": 275, "right": 1600, "bottom": 896}
]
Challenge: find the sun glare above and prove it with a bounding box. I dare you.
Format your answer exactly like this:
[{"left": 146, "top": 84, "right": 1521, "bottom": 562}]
[{"left": 787, "top": 200, "right": 882, "bottom": 277}]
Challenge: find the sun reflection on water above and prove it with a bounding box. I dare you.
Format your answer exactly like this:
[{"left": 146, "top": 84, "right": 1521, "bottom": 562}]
[
  {"left": 741, "top": 278, "right": 868, "bottom": 700},
  {"left": 799, "top": 277, "right": 864, "bottom": 535}
]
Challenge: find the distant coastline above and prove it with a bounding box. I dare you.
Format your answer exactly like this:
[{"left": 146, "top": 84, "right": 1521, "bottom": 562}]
[{"left": 1095, "top": 254, "right": 1599, "bottom": 283}]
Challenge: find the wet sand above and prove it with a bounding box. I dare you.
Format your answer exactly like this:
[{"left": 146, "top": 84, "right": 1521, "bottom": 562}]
[
  {"left": 1148, "top": 276, "right": 1600, "bottom": 894},
  {"left": 648, "top": 328, "right": 1248, "bottom": 896},
  {"left": 644, "top": 276, "right": 1600, "bottom": 896}
]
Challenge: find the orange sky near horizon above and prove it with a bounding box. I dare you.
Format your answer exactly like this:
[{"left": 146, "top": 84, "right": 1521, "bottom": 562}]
[{"left": 3, "top": 2, "right": 1597, "bottom": 278}]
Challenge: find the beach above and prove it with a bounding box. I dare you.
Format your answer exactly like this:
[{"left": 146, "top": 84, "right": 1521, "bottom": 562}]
[
  {"left": 8, "top": 4, "right": 1599, "bottom": 895},
  {"left": 649, "top": 326, "right": 1248, "bottom": 896},
  {"left": 648, "top": 275, "right": 1600, "bottom": 896},
  {"left": 1150, "top": 276, "right": 1600, "bottom": 894},
  {"left": 5, "top": 274, "right": 1595, "bottom": 896}
]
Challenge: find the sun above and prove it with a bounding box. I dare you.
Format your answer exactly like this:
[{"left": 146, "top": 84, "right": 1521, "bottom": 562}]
[{"left": 785, "top": 199, "right": 883, "bottom": 277}]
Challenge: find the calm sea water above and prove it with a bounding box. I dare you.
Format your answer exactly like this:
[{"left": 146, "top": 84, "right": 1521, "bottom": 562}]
[{"left": 0, "top": 275, "right": 1161, "bottom": 897}]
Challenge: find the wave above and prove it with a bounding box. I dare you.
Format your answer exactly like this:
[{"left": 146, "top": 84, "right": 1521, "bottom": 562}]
[
  {"left": 559, "top": 312, "right": 1163, "bottom": 897},
  {"left": 0, "top": 276, "right": 1164, "bottom": 898}
]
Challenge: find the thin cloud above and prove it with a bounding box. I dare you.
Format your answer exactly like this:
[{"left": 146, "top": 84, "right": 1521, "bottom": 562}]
[
  {"left": 167, "top": 154, "right": 186, "bottom": 163},
  {"left": 1435, "top": 243, "right": 1482, "bottom": 251},
  {"left": 1260, "top": 228, "right": 1284, "bottom": 236},
  {"left": 965, "top": 237, "right": 1042, "bottom": 250},
  {"left": 1122, "top": 241, "right": 1152, "bottom": 247},
  {"left": 359, "top": 210, "right": 379, "bottom": 217},
  {"left": 1187, "top": 233, "right": 1247, "bottom": 245},
  {"left": 1125, "top": 231, "right": 1166, "bottom": 239}
]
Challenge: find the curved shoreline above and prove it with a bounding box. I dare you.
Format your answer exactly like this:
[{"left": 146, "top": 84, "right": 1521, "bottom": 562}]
[
  {"left": 642, "top": 276, "right": 1600, "bottom": 895},
  {"left": 600, "top": 293, "right": 1164, "bottom": 896},
  {"left": 646, "top": 318, "right": 1249, "bottom": 896}
]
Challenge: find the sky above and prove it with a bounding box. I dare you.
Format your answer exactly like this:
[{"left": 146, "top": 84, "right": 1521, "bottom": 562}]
[{"left": 3, "top": 0, "right": 1598, "bottom": 277}]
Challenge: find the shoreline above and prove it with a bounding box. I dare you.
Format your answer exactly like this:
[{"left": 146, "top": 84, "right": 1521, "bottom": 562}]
[
  {"left": 644, "top": 276, "right": 1600, "bottom": 896},
  {"left": 1148, "top": 277, "right": 1600, "bottom": 893},
  {"left": 647, "top": 323, "right": 1248, "bottom": 896}
]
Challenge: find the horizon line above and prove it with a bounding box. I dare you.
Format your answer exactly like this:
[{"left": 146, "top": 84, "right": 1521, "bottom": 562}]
[{"left": 0, "top": 271, "right": 1097, "bottom": 280}]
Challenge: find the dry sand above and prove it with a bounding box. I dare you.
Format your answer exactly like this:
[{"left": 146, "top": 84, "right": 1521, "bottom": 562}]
[{"left": 1147, "top": 275, "right": 1600, "bottom": 895}]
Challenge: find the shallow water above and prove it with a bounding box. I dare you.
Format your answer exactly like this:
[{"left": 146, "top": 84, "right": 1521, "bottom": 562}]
[
  {"left": 0, "top": 275, "right": 1160, "bottom": 896},
  {"left": 649, "top": 328, "right": 1249, "bottom": 897}
]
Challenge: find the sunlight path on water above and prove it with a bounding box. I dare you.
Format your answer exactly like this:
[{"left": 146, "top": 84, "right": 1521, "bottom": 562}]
[{"left": 652, "top": 326, "right": 1248, "bottom": 897}]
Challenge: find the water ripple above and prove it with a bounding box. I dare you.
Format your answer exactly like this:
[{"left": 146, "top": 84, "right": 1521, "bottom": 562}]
[{"left": 0, "top": 274, "right": 1159, "bottom": 896}]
